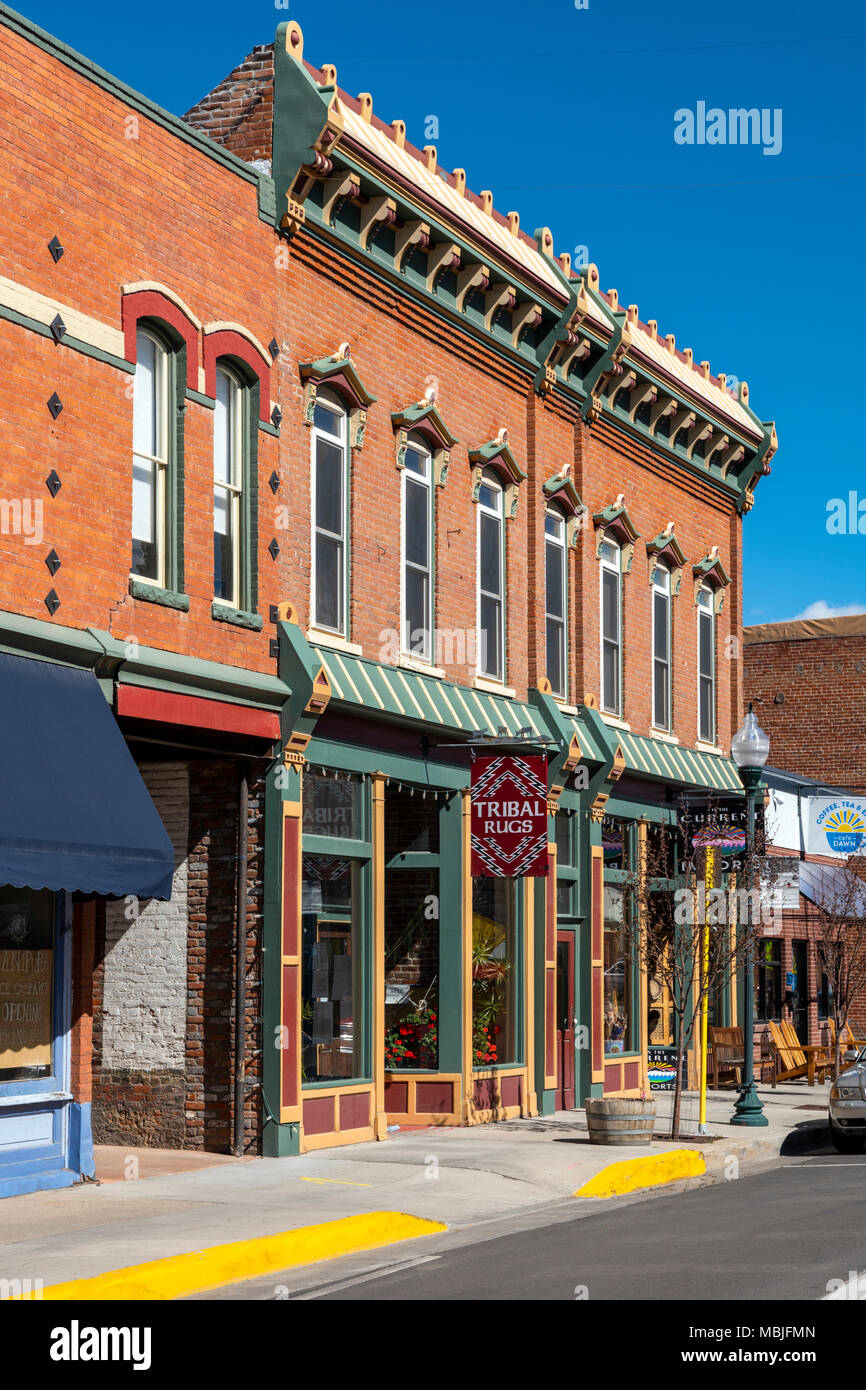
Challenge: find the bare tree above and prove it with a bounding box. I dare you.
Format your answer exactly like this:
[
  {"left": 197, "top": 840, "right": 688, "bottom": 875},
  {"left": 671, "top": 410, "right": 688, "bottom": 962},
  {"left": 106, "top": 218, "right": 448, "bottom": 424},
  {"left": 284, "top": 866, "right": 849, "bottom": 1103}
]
[
  {"left": 802, "top": 854, "right": 866, "bottom": 1078},
  {"left": 625, "top": 797, "right": 778, "bottom": 1139}
]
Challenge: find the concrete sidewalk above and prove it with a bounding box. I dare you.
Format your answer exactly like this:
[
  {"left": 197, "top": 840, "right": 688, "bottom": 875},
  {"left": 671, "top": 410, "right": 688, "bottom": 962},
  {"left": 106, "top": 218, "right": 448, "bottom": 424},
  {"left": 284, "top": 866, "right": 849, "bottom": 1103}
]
[{"left": 0, "top": 1082, "right": 830, "bottom": 1294}]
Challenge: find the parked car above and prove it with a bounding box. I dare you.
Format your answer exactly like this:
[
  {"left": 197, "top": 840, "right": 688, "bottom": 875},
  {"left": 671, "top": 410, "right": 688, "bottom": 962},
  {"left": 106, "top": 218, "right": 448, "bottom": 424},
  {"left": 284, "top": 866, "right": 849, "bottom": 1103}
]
[{"left": 829, "top": 1047, "right": 866, "bottom": 1153}]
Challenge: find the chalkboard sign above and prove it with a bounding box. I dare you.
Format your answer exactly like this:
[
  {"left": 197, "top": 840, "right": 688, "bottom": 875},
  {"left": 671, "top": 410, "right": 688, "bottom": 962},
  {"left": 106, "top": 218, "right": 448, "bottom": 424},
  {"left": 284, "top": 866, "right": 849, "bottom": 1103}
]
[{"left": 647, "top": 1045, "right": 687, "bottom": 1092}]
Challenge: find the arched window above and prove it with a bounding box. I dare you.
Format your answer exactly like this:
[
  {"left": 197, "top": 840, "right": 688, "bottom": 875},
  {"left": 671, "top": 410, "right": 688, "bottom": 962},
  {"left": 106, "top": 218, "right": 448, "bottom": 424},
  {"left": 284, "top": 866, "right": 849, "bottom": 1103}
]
[
  {"left": 401, "top": 433, "right": 433, "bottom": 660},
  {"left": 132, "top": 326, "right": 171, "bottom": 586},
  {"left": 599, "top": 531, "right": 622, "bottom": 716},
  {"left": 213, "top": 363, "right": 246, "bottom": 607},
  {"left": 697, "top": 585, "right": 716, "bottom": 743},
  {"left": 545, "top": 504, "right": 567, "bottom": 699},
  {"left": 652, "top": 561, "right": 671, "bottom": 730},
  {"left": 311, "top": 388, "right": 348, "bottom": 635},
  {"left": 477, "top": 468, "right": 505, "bottom": 681}
]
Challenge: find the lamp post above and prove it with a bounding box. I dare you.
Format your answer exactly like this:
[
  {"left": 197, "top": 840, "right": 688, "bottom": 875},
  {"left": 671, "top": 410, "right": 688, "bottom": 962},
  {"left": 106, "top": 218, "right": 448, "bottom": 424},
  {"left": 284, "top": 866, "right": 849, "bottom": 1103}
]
[{"left": 731, "top": 703, "right": 770, "bottom": 1127}]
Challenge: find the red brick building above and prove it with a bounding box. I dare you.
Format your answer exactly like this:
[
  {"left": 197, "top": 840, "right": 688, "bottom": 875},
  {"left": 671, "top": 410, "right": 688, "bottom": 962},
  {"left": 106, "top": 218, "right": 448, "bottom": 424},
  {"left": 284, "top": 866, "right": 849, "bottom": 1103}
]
[{"left": 0, "top": 8, "right": 777, "bottom": 1192}]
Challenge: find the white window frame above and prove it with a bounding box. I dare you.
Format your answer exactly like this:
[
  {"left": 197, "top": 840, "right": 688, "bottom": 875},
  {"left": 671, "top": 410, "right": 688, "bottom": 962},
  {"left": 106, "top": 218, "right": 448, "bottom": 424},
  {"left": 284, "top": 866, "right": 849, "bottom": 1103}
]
[
  {"left": 477, "top": 468, "right": 505, "bottom": 682},
  {"left": 599, "top": 533, "right": 622, "bottom": 716},
  {"left": 310, "top": 388, "right": 349, "bottom": 636},
  {"left": 652, "top": 562, "right": 672, "bottom": 731},
  {"left": 213, "top": 362, "right": 244, "bottom": 609},
  {"left": 545, "top": 504, "right": 568, "bottom": 700},
  {"left": 697, "top": 585, "right": 716, "bottom": 744},
  {"left": 400, "top": 434, "right": 434, "bottom": 661},
  {"left": 131, "top": 325, "right": 169, "bottom": 588}
]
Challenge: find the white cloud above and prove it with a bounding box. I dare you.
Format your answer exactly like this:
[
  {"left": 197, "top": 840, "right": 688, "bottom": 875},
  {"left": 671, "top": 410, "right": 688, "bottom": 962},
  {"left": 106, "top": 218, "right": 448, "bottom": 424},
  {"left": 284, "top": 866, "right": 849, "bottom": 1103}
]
[{"left": 789, "top": 600, "right": 866, "bottom": 620}]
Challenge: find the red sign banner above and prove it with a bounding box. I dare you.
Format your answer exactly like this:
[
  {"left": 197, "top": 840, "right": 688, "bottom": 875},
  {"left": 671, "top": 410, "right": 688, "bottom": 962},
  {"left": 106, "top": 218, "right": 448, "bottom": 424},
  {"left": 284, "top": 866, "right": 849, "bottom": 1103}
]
[{"left": 470, "top": 755, "right": 549, "bottom": 877}]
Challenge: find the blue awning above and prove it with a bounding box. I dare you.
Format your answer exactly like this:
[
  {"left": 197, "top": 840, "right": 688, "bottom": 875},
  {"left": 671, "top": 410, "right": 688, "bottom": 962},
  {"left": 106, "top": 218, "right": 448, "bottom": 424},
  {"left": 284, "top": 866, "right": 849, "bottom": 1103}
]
[{"left": 0, "top": 652, "right": 175, "bottom": 899}]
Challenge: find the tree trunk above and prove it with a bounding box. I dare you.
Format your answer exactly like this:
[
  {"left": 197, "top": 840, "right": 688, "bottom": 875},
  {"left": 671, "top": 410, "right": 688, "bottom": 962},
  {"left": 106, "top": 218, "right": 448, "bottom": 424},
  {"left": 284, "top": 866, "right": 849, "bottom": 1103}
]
[{"left": 671, "top": 1037, "right": 686, "bottom": 1139}]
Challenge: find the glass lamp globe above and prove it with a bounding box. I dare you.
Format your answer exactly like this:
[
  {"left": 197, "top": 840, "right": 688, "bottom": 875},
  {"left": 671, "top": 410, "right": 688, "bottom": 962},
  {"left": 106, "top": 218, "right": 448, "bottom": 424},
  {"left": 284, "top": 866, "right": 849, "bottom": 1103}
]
[{"left": 731, "top": 704, "right": 770, "bottom": 769}]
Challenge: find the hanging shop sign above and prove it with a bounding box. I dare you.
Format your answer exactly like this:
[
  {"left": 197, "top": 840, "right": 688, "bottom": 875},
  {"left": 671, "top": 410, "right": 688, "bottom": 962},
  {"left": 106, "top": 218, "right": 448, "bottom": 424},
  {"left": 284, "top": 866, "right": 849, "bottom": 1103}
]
[
  {"left": 807, "top": 795, "right": 866, "bottom": 858},
  {"left": 470, "top": 755, "right": 549, "bottom": 877},
  {"left": 680, "top": 798, "right": 761, "bottom": 872}
]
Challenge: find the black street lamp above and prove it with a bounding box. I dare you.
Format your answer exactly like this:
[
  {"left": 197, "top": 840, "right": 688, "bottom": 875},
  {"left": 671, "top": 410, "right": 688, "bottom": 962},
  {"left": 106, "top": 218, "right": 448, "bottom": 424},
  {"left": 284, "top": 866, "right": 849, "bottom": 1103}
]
[{"left": 731, "top": 703, "right": 770, "bottom": 1128}]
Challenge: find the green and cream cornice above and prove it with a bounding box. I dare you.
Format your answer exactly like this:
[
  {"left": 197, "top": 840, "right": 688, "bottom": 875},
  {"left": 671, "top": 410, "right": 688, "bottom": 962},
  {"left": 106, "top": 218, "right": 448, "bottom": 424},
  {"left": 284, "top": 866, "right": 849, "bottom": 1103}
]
[
  {"left": 646, "top": 523, "right": 687, "bottom": 593},
  {"left": 269, "top": 19, "right": 778, "bottom": 511},
  {"left": 593, "top": 495, "right": 640, "bottom": 571},
  {"left": 469, "top": 430, "right": 525, "bottom": 517},
  {"left": 299, "top": 343, "right": 376, "bottom": 448},
  {"left": 391, "top": 393, "right": 458, "bottom": 483}
]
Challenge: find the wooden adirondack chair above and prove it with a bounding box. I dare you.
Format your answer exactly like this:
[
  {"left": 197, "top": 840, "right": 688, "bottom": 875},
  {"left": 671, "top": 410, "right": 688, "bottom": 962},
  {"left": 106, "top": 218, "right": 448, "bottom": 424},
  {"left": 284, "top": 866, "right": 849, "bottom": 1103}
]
[
  {"left": 708, "top": 1025, "right": 744, "bottom": 1088},
  {"left": 767, "top": 1020, "right": 831, "bottom": 1087},
  {"left": 827, "top": 1019, "right": 866, "bottom": 1055}
]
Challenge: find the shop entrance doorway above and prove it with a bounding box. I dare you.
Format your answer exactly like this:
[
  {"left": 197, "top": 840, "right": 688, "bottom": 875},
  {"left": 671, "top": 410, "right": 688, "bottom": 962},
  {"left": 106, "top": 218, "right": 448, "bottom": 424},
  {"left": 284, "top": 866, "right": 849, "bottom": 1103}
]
[
  {"left": 791, "top": 940, "right": 808, "bottom": 1043},
  {"left": 555, "top": 932, "right": 575, "bottom": 1110}
]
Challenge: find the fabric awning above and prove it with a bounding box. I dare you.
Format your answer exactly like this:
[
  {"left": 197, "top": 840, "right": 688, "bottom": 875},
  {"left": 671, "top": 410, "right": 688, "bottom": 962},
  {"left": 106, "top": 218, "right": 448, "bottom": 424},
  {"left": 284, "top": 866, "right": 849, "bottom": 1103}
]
[{"left": 0, "top": 652, "right": 175, "bottom": 898}]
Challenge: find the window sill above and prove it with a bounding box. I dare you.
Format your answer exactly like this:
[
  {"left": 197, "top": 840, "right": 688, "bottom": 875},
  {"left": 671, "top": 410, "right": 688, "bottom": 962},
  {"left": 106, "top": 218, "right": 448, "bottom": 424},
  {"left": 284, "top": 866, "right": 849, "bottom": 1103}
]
[
  {"left": 695, "top": 740, "right": 725, "bottom": 756},
  {"left": 306, "top": 628, "right": 363, "bottom": 655},
  {"left": 474, "top": 675, "right": 517, "bottom": 698},
  {"left": 649, "top": 729, "right": 679, "bottom": 745},
  {"left": 128, "top": 577, "right": 190, "bottom": 612},
  {"left": 397, "top": 653, "right": 445, "bottom": 679},
  {"left": 554, "top": 698, "right": 580, "bottom": 716},
  {"left": 600, "top": 713, "right": 631, "bottom": 731},
  {"left": 211, "top": 602, "right": 263, "bottom": 631}
]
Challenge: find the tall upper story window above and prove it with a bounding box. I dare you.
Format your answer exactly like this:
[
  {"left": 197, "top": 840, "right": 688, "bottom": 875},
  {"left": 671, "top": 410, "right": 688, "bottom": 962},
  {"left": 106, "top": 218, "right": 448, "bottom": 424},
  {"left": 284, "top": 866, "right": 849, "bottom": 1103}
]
[
  {"left": 401, "top": 434, "right": 433, "bottom": 660},
  {"left": 132, "top": 327, "right": 170, "bottom": 586},
  {"left": 652, "top": 562, "right": 672, "bottom": 730},
  {"left": 311, "top": 389, "right": 348, "bottom": 635},
  {"left": 545, "top": 505, "right": 567, "bottom": 699},
  {"left": 600, "top": 533, "right": 622, "bottom": 716},
  {"left": 697, "top": 585, "right": 716, "bottom": 743},
  {"left": 477, "top": 468, "right": 505, "bottom": 682},
  {"left": 213, "top": 363, "right": 246, "bottom": 608}
]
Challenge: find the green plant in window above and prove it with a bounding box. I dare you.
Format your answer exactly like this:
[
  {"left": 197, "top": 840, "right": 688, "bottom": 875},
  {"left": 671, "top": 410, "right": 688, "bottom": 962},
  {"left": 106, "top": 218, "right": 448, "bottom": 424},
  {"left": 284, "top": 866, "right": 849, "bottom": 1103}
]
[
  {"left": 384, "top": 1006, "right": 438, "bottom": 1069},
  {"left": 472, "top": 914, "right": 510, "bottom": 1066}
]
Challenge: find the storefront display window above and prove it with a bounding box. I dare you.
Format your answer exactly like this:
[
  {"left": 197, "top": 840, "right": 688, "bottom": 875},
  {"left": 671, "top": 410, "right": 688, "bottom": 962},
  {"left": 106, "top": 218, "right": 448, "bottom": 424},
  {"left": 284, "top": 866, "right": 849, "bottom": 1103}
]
[
  {"left": 301, "top": 855, "right": 362, "bottom": 1082},
  {"left": 602, "top": 816, "right": 631, "bottom": 871},
  {"left": 383, "top": 786, "right": 441, "bottom": 1069},
  {"left": 603, "top": 884, "right": 633, "bottom": 1053},
  {"left": 0, "top": 888, "right": 55, "bottom": 1082},
  {"left": 756, "top": 938, "right": 782, "bottom": 1022},
  {"left": 302, "top": 770, "right": 362, "bottom": 839},
  {"left": 556, "top": 812, "right": 579, "bottom": 917},
  {"left": 472, "top": 878, "right": 519, "bottom": 1068}
]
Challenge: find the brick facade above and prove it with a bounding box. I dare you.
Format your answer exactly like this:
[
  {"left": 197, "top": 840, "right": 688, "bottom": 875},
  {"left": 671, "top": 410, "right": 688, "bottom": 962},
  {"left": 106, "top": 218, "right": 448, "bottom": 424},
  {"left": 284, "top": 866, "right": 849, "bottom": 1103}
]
[{"left": 744, "top": 618, "right": 866, "bottom": 793}]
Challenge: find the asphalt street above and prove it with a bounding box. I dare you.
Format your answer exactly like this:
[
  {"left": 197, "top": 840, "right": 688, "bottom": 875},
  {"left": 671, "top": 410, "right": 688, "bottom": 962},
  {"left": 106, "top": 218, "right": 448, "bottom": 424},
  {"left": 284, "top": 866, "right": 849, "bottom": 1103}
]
[{"left": 201, "top": 1133, "right": 866, "bottom": 1301}]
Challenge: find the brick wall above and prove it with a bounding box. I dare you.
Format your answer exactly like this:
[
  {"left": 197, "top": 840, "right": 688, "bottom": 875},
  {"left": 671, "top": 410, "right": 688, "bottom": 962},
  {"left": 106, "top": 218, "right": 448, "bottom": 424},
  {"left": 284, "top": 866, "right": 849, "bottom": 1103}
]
[
  {"left": 744, "top": 632, "right": 866, "bottom": 791},
  {"left": 183, "top": 45, "right": 275, "bottom": 167},
  {"left": 92, "top": 759, "right": 264, "bottom": 1152}
]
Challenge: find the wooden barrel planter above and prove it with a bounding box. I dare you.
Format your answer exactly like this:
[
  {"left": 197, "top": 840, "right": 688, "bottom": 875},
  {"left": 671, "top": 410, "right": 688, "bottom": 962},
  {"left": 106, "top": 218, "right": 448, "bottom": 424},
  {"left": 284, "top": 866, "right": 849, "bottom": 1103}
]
[{"left": 585, "top": 1096, "right": 656, "bottom": 1145}]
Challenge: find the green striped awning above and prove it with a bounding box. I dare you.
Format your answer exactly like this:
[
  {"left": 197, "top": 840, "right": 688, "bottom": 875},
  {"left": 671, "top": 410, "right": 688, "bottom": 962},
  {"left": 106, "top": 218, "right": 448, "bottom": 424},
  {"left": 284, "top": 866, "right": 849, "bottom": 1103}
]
[
  {"left": 312, "top": 646, "right": 548, "bottom": 740},
  {"left": 615, "top": 729, "right": 741, "bottom": 792}
]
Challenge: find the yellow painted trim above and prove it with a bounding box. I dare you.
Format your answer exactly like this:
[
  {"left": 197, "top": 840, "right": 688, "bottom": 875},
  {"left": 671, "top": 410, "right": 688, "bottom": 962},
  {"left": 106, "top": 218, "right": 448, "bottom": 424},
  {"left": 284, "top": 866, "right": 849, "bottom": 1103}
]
[
  {"left": 37, "top": 1213, "right": 447, "bottom": 1301},
  {"left": 574, "top": 1148, "right": 705, "bottom": 1199},
  {"left": 525, "top": 877, "right": 537, "bottom": 1114},
  {"left": 371, "top": 774, "right": 388, "bottom": 1139},
  {"left": 301, "top": 1082, "right": 374, "bottom": 1098},
  {"left": 300, "top": 1125, "right": 375, "bottom": 1152},
  {"left": 461, "top": 789, "right": 473, "bottom": 1122}
]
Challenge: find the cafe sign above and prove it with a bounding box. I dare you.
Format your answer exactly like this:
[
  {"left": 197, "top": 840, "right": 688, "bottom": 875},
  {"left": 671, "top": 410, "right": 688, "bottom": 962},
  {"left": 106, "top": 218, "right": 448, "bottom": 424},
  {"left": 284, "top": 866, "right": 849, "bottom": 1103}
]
[{"left": 470, "top": 755, "right": 549, "bottom": 878}]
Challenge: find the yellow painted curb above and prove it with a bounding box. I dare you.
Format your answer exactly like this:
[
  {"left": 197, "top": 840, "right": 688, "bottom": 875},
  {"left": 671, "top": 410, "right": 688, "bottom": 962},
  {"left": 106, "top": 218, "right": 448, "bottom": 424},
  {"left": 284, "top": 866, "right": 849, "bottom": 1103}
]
[
  {"left": 574, "top": 1148, "right": 705, "bottom": 1199},
  {"left": 36, "top": 1212, "right": 447, "bottom": 1301}
]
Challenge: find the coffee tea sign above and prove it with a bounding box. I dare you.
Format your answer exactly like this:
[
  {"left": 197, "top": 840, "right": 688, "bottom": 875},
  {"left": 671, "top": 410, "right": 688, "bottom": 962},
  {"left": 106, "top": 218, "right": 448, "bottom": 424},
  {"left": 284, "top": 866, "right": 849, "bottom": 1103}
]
[{"left": 470, "top": 755, "right": 549, "bottom": 877}]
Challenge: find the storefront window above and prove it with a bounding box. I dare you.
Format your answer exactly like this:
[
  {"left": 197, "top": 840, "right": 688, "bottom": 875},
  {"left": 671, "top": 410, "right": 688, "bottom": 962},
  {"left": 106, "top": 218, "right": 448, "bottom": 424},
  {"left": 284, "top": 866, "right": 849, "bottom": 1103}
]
[
  {"left": 0, "top": 888, "right": 55, "bottom": 1082},
  {"left": 818, "top": 971, "right": 833, "bottom": 1020},
  {"left": 603, "top": 884, "right": 633, "bottom": 1053},
  {"left": 756, "top": 938, "right": 782, "bottom": 1022},
  {"left": 302, "top": 771, "right": 361, "bottom": 839},
  {"left": 602, "top": 817, "right": 630, "bottom": 870},
  {"left": 301, "top": 855, "right": 362, "bottom": 1081},
  {"left": 556, "top": 812, "right": 578, "bottom": 917},
  {"left": 472, "top": 878, "right": 519, "bottom": 1068},
  {"left": 385, "top": 784, "right": 439, "bottom": 856},
  {"left": 384, "top": 868, "right": 438, "bottom": 1068}
]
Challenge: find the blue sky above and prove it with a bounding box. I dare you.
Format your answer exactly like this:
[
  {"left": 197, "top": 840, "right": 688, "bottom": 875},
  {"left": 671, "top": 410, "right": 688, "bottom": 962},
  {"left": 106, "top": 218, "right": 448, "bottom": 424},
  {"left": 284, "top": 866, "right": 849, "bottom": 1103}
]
[{"left": 13, "top": 0, "right": 866, "bottom": 623}]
